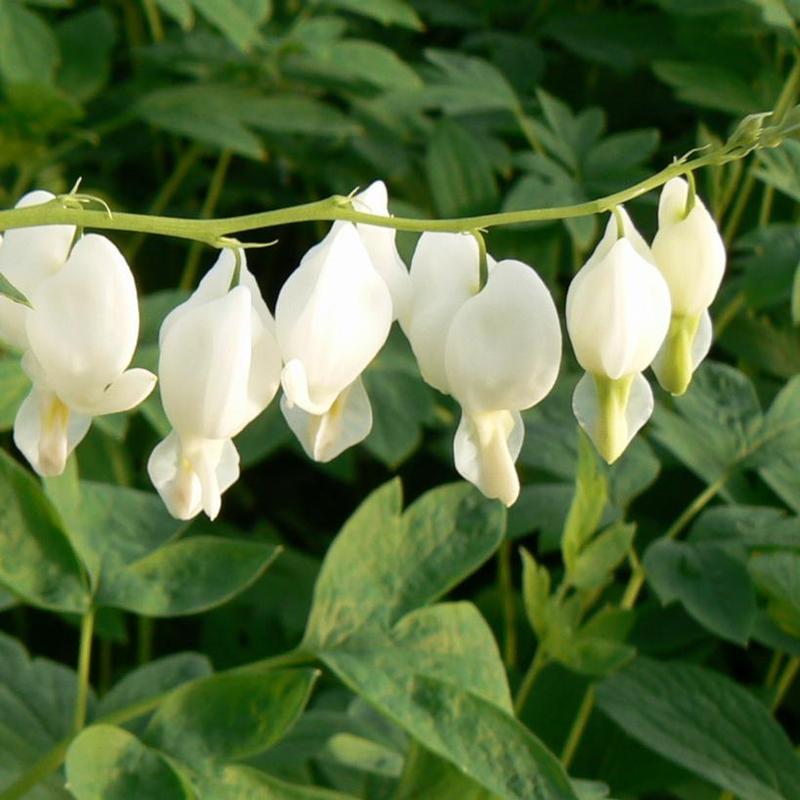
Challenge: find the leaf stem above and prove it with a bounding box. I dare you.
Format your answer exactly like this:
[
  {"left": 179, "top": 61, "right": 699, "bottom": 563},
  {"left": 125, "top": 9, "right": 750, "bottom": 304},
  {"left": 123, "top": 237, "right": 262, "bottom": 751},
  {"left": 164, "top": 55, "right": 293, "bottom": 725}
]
[
  {"left": 498, "top": 539, "right": 517, "bottom": 670},
  {"left": 620, "top": 473, "right": 727, "bottom": 610},
  {"left": 560, "top": 685, "right": 595, "bottom": 768},
  {"left": 73, "top": 609, "right": 95, "bottom": 734},
  {"left": 773, "top": 655, "right": 800, "bottom": 711},
  {"left": 513, "top": 646, "right": 548, "bottom": 715}
]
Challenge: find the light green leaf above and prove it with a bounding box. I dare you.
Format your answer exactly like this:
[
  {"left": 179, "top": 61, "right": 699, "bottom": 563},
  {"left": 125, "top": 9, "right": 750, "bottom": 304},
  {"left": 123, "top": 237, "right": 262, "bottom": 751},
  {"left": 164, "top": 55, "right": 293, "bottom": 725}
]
[
  {"left": 0, "top": 1, "right": 59, "bottom": 85},
  {"left": 145, "top": 668, "right": 318, "bottom": 767},
  {"left": 597, "top": 657, "right": 800, "bottom": 800},
  {"left": 154, "top": 0, "right": 194, "bottom": 29},
  {"left": 394, "top": 743, "right": 493, "bottom": 800},
  {"left": 643, "top": 539, "right": 757, "bottom": 644},
  {"left": 102, "top": 536, "right": 281, "bottom": 617},
  {"left": 319, "top": 0, "right": 423, "bottom": 29},
  {"left": 521, "top": 547, "right": 551, "bottom": 637},
  {"left": 569, "top": 522, "right": 635, "bottom": 591},
  {"left": 303, "top": 480, "right": 505, "bottom": 648},
  {"left": 241, "top": 94, "right": 361, "bottom": 136},
  {"left": 562, "top": 431, "right": 608, "bottom": 575},
  {"left": 65, "top": 725, "right": 191, "bottom": 800},
  {"left": 0, "top": 451, "right": 87, "bottom": 613}
]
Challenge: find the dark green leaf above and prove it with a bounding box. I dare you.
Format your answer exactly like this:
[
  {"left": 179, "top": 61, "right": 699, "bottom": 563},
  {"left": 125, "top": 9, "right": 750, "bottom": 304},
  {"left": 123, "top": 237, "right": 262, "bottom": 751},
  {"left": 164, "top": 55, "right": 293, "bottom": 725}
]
[
  {"left": 597, "top": 657, "right": 800, "bottom": 800},
  {"left": 643, "top": 539, "right": 756, "bottom": 644},
  {"left": 0, "top": 2, "right": 59, "bottom": 85}
]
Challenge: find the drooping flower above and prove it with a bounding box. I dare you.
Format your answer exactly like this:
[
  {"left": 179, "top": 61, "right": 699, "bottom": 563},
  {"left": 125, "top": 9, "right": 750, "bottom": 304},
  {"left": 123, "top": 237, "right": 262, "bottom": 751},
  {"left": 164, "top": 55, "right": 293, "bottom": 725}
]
[
  {"left": 566, "top": 207, "right": 671, "bottom": 464},
  {"left": 0, "top": 190, "right": 75, "bottom": 350},
  {"left": 14, "top": 234, "right": 156, "bottom": 476},
  {"left": 401, "top": 232, "right": 562, "bottom": 506},
  {"left": 276, "top": 222, "right": 393, "bottom": 462},
  {"left": 148, "top": 248, "right": 281, "bottom": 520},
  {"left": 650, "top": 177, "right": 726, "bottom": 395},
  {"left": 351, "top": 180, "right": 411, "bottom": 321}
]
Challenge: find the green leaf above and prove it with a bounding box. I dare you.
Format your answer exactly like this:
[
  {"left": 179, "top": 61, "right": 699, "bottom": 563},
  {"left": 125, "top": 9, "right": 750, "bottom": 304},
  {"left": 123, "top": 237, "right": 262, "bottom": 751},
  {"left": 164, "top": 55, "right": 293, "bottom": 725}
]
[
  {"left": 136, "top": 85, "right": 265, "bottom": 159},
  {"left": 597, "top": 657, "right": 800, "bottom": 800},
  {"left": 643, "top": 539, "right": 757, "bottom": 644},
  {"left": 65, "top": 725, "right": 191, "bottom": 800},
  {"left": 321, "top": 650, "right": 579, "bottom": 800},
  {"left": 651, "top": 361, "right": 763, "bottom": 495},
  {"left": 145, "top": 668, "right": 318, "bottom": 767},
  {"left": 98, "top": 654, "right": 213, "bottom": 720},
  {"left": 56, "top": 7, "right": 116, "bottom": 102},
  {"left": 0, "top": 1, "right": 59, "bottom": 85},
  {"left": 569, "top": 522, "right": 635, "bottom": 591},
  {"left": 0, "top": 632, "right": 89, "bottom": 797},
  {"left": 361, "top": 334, "right": 437, "bottom": 468},
  {"left": 319, "top": 0, "right": 423, "bottom": 29},
  {"left": 521, "top": 547, "right": 551, "bottom": 637},
  {"left": 419, "top": 49, "right": 519, "bottom": 114},
  {"left": 0, "top": 273, "right": 30, "bottom": 308},
  {"left": 395, "top": 743, "right": 493, "bottom": 800},
  {"left": 689, "top": 505, "right": 800, "bottom": 551},
  {"left": 426, "top": 119, "right": 499, "bottom": 217},
  {"left": 241, "top": 94, "right": 361, "bottom": 137},
  {"left": 303, "top": 480, "right": 506, "bottom": 648},
  {"left": 749, "top": 551, "right": 800, "bottom": 637},
  {"left": 102, "top": 536, "right": 281, "bottom": 617},
  {"left": 562, "top": 431, "right": 608, "bottom": 575},
  {"left": 652, "top": 61, "right": 768, "bottom": 115},
  {"left": 0, "top": 451, "right": 87, "bottom": 613},
  {"left": 44, "top": 471, "right": 184, "bottom": 589}
]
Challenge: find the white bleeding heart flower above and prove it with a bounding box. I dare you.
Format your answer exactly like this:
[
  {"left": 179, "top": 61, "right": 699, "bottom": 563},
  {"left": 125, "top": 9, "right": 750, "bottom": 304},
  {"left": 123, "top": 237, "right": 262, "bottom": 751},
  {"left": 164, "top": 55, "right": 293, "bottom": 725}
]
[
  {"left": 401, "top": 232, "right": 561, "bottom": 506},
  {"left": 0, "top": 190, "right": 75, "bottom": 350},
  {"left": 566, "top": 208, "right": 671, "bottom": 464},
  {"left": 148, "top": 249, "right": 282, "bottom": 520},
  {"left": 651, "top": 177, "right": 726, "bottom": 395},
  {"left": 14, "top": 234, "right": 156, "bottom": 476},
  {"left": 276, "top": 222, "right": 393, "bottom": 463},
  {"left": 351, "top": 181, "right": 411, "bottom": 321}
]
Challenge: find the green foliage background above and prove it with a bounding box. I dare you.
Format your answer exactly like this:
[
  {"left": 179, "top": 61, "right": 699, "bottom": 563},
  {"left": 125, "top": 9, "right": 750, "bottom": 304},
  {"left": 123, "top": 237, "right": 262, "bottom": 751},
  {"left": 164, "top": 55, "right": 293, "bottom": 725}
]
[{"left": 1, "top": 1, "right": 800, "bottom": 798}]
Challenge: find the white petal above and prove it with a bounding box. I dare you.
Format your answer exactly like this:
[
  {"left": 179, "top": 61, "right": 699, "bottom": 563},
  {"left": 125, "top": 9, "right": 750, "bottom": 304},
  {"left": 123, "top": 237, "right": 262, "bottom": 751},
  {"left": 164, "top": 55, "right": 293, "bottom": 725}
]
[
  {"left": 400, "top": 232, "right": 481, "bottom": 394},
  {"left": 161, "top": 249, "right": 281, "bottom": 426},
  {"left": 13, "top": 386, "right": 90, "bottom": 477},
  {"left": 147, "top": 432, "right": 239, "bottom": 521},
  {"left": 26, "top": 234, "right": 141, "bottom": 408},
  {"left": 445, "top": 259, "right": 562, "bottom": 413},
  {"left": 566, "top": 238, "right": 671, "bottom": 379},
  {"left": 280, "top": 377, "right": 372, "bottom": 462},
  {"left": 159, "top": 286, "right": 253, "bottom": 440},
  {"left": 0, "top": 191, "right": 75, "bottom": 350},
  {"left": 572, "top": 372, "right": 653, "bottom": 464},
  {"left": 83, "top": 368, "right": 157, "bottom": 416},
  {"left": 275, "top": 223, "right": 392, "bottom": 413},
  {"left": 583, "top": 206, "right": 655, "bottom": 272},
  {"left": 352, "top": 181, "right": 411, "bottom": 321},
  {"left": 652, "top": 178, "right": 726, "bottom": 316},
  {"left": 453, "top": 409, "right": 523, "bottom": 506}
]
